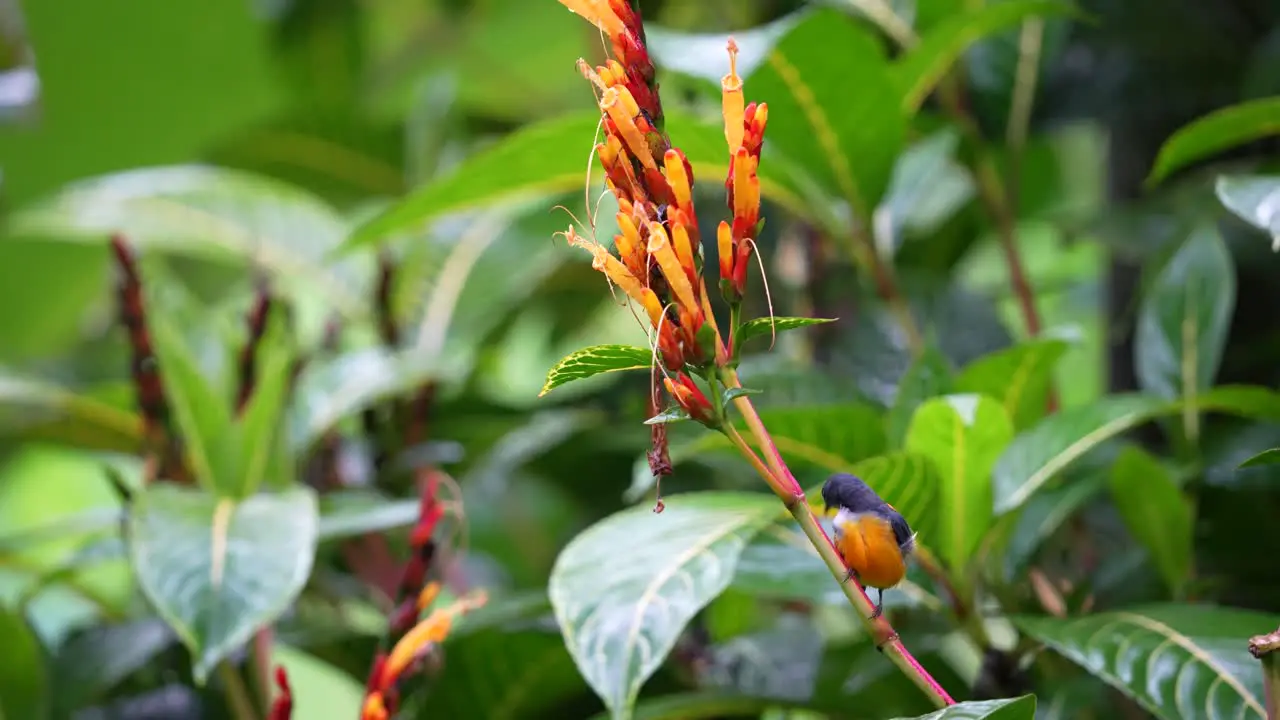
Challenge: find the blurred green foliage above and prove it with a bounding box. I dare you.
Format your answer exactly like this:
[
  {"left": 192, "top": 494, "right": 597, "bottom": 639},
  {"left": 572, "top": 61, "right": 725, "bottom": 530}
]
[{"left": 2, "top": 0, "right": 1280, "bottom": 718}]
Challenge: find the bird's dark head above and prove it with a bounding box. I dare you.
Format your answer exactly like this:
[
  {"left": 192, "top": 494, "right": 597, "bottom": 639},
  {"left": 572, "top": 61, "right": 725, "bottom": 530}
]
[{"left": 821, "top": 473, "right": 886, "bottom": 514}]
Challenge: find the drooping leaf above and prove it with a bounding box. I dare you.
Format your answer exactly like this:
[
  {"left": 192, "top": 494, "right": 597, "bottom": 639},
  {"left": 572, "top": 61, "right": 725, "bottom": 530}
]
[
  {"left": 344, "top": 110, "right": 807, "bottom": 250},
  {"left": 1134, "top": 224, "right": 1236, "bottom": 411},
  {"left": 734, "top": 316, "right": 837, "bottom": 349},
  {"left": 316, "top": 491, "right": 419, "bottom": 541},
  {"left": 0, "top": 370, "right": 142, "bottom": 451},
  {"left": 1107, "top": 447, "right": 1192, "bottom": 592},
  {"left": 1198, "top": 385, "right": 1280, "bottom": 421},
  {"left": 891, "top": 696, "right": 1037, "bottom": 719},
  {"left": 1238, "top": 447, "right": 1280, "bottom": 469},
  {"left": 1215, "top": 174, "right": 1280, "bottom": 250},
  {"left": 893, "top": 1, "right": 1078, "bottom": 113},
  {"left": 5, "top": 165, "right": 367, "bottom": 318},
  {"left": 744, "top": 6, "right": 906, "bottom": 214},
  {"left": 954, "top": 338, "right": 1069, "bottom": 430},
  {"left": 886, "top": 344, "right": 954, "bottom": 448},
  {"left": 0, "top": 606, "right": 48, "bottom": 720},
  {"left": 1148, "top": 97, "right": 1280, "bottom": 185},
  {"left": 539, "top": 345, "right": 654, "bottom": 397},
  {"left": 548, "top": 491, "right": 777, "bottom": 719},
  {"left": 128, "top": 484, "right": 319, "bottom": 683},
  {"left": 1015, "top": 605, "right": 1278, "bottom": 720},
  {"left": 904, "top": 394, "right": 1014, "bottom": 568},
  {"left": 992, "top": 394, "right": 1167, "bottom": 515}
]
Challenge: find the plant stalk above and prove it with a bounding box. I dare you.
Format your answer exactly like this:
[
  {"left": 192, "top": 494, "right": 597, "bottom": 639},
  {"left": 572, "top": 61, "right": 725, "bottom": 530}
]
[
  {"left": 218, "top": 661, "right": 260, "bottom": 720},
  {"left": 1249, "top": 627, "right": 1280, "bottom": 720},
  {"left": 250, "top": 627, "right": 274, "bottom": 715},
  {"left": 719, "top": 368, "right": 954, "bottom": 708}
]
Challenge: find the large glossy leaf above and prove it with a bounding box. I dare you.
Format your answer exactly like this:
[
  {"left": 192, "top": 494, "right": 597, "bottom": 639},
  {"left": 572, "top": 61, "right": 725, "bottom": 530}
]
[
  {"left": 992, "top": 394, "right": 1167, "bottom": 515},
  {"left": 539, "top": 345, "right": 654, "bottom": 397},
  {"left": 904, "top": 394, "right": 1014, "bottom": 568},
  {"left": 0, "top": 607, "right": 48, "bottom": 720},
  {"left": 344, "top": 110, "right": 807, "bottom": 249},
  {"left": 1148, "top": 97, "right": 1280, "bottom": 185},
  {"left": 1108, "top": 447, "right": 1192, "bottom": 592},
  {"left": 1216, "top": 175, "right": 1280, "bottom": 250},
  {"left": 955, "top": 338, "right": 1069, "bottom": 431},
  {"left": 1015, "top": 605, "right": 1278, "bottom": 720},
  {"left": 548, "top": 491, "right": 777, "bottom": 720},
  {"left": 892, "top": 696, "right": 1037, "bottom": 719},
  {"left": 744, "top": 6, "right": 906, "bottom": 214},
  {"left": 5, "top": 165, "right": 367, "bottom": 318},
  {"left": 1134, "top": 224, "right": 1236, "bottom": 420},
  {"left": 128, "top": 484, "right": 319, "bottom": 683},
  {"left": 886, "top": 344, "right": 954, "bottom": 448},
  {"left": 893, "top": 1, "right": 1077, "bottom": 113}
]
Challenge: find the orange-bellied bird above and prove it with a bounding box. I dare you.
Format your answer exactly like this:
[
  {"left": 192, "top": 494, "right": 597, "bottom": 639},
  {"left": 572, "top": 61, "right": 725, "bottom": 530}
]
[{"left": 821, "top": 473, "right": 917, "bottom": 618}]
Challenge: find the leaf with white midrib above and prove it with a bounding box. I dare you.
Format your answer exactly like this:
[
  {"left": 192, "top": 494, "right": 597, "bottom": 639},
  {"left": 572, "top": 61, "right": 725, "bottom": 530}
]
[
  {"left": 129, "top": 484, "right": 319, "bottom": 682},
  {"left": 1016, "top": 605, "right": 1275, "bottom": 720},
  {"left": 549, "top": 493, "right": 777, "bottom": 719}
]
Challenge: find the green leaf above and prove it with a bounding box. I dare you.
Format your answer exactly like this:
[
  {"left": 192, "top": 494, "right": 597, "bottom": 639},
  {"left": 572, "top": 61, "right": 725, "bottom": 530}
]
[
  {"left": 1107, "top": 447, "right": 1192, "bottom": 592},
  {"left": 893, "top": 1, "right": 1078, "bottom": 113},
  {"left": 891, "top": 696, "right": 1037, "bottom": 719},
  {"left": 1148, "top": 97, "right": 1280, "bottom": 186},
  {"left": 887, "top": 344, "right": 954, "bottom": 448},
  {"left": 539, "top": 345, "right": 654, "bottom": 398},
  {"left": 1015, "top": 604, "right": 1279, "bottom": 720},
  {"left": 147, "top": 301, "right": 237, "bottom": 493},
  {"left": 1134, "top": 224, "right": 1236, "bottom": 413},
  {"left": 904, "top": 394, "right": 1014, "bottom": 568},
  {"left": 272, "top": 644, "right": 365, "bottom": 719},
  {"left": 1239, "top": 447, "right": 1280, "bottom": 469},
  {"left": 229, "top": 306, "right": 295, "bottom": 497},
  {"left": 745, "top": 7, "right": 906, "bottom": 213},
  {"left": 421, "top": 627, "right": 585, "bottom": 719},
  {"left": 317, "top": 492, "right": 419, "bottom": 541},
  {"left": 735, "top": 316, "right": 837, "bottom": 349},
  {"left": 343, "top": 110, "right": 807, "bottom": 250},
  {"left": 0, "top": 606, "right": 49, "bottom": 720},
  {"left": 49, "top": 618, "right": 175, "bottom": 717},
  {"left": 713, "top": 403, "right": 890, "bottom": 474},
  {"left": 548, "top": 491, "right": 777, "bottom": 720},
  {"left": 992, "top": 394, "right": 1167, "bottom": 515},
  {"left": 877, "top": 128, "right": 976, "bottom": 249},
  {"left": 999, "top": 464, "right": 1107, "bottom": 580},
  {"left": 955, "top": 338, "right": 1070, "bottom": 430},
  {"left": 1215, "top": 175, "right": 1280, "bottom": 250},
  {"left": 0, "top": 370, "right": 142, "bottom": 451},
  {"left": 128, "top": 484, "right": 319, "bottom": 683},
  {"left": 5, "top": 165, "right": 366, "bottom": 318}
]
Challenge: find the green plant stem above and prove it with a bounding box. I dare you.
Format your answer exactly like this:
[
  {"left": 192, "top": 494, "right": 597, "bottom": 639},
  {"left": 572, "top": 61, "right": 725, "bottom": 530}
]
[
  {"left": 719, "top": 367, "right": 955, "bottom": 708},
  {"left": 218, "top": 661, "right": 260, "bottom": 720}
]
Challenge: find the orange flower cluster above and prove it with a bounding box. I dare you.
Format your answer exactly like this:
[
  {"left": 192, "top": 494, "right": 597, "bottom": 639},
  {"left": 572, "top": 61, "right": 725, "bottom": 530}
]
[
  {"left": 558, "top": 0, "right": 769, "bottom": 426},
  {"left": 360, "top": 584, "right": 488, "bottom": 720}
]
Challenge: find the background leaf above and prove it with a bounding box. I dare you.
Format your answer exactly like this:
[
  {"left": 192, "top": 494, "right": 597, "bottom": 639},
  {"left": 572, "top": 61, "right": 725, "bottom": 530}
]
[
  {"left": 1107, "top": 447, "right": 1192, "bottom": 592},
  {"left": 735, "top": 316, "right": 836, "bottom": 347},
  {"left": 548, "top": 492, "right": 777, "bottom": 719},
  {"left": 955, "top": 338, "right": 1069, "bottom": 430},
  {"left": 1016, "top": 605, "right": 1278, "bottom": 720},
  {"left": 904, "top": 394, "right": 1014, "bottom": 568},
  {"left": 0, "top": 606, "right": 49, "bottom": 720},
  {"left": 892, "top": 695, "right": 1037, "bottom": 719},
  {"left": 128, "top": 484, "right": 318, "bottom": 682},
  {"left": 1149, "top": 97, "right": 1280, "bottom": 184},
  {"left": 1134, "top": 223, "right": 1236, "bottom": 405},
  {"left": 887, "top": 344, "right": 955, "bottom": 448}
]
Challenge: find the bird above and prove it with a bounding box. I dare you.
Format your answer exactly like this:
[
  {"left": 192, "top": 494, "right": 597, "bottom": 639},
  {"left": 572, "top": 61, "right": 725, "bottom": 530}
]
[{"left": 821, "top": 473, "right": 917, "bottom": 619}]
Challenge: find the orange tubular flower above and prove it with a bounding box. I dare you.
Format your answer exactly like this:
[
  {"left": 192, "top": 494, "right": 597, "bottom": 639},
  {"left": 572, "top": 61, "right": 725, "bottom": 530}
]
[
  {"left": 663, "top": 372, "right": 716, "bottom": 425},
  {"left": 720, "top": 40, "right": 769, "bottom": 302}
]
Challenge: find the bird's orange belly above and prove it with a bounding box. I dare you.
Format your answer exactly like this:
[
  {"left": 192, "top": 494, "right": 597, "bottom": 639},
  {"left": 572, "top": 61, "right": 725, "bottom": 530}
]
[{"left": 834, "top": 513, "right": 906, "bottom": 590}]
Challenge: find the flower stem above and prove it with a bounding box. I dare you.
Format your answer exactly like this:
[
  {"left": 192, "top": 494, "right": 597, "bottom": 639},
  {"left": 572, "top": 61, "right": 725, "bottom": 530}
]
[{"left": 719, "top": 368, "right": 954, "bottom": 708}]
